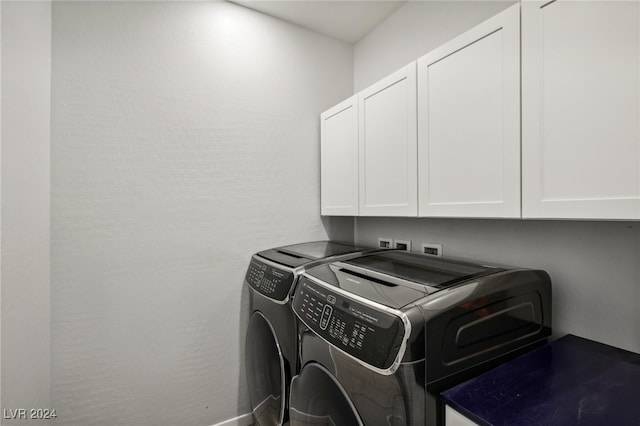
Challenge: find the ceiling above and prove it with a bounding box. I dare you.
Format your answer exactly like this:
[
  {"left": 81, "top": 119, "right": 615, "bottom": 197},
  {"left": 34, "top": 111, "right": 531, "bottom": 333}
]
[{"left": 230, "top": 0, "right": 407, "bottom": 43}]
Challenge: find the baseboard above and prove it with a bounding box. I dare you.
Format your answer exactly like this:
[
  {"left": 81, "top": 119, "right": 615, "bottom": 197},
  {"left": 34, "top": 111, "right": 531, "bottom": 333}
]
[{"left": 211, "top": 412, "right": 254, "bottom": 426}]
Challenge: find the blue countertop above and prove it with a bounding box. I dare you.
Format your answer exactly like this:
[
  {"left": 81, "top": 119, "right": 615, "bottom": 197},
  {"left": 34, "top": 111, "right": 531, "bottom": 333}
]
[{"left": 441, "top": 334, "right": 640, "bottom": 426}]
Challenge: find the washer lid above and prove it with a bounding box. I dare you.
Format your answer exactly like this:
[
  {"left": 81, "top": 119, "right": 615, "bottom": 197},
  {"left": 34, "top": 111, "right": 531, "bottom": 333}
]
[
  {"left": 306, "top": 251, "right": 502, "bottom": 308},
  {"left": 346, "top": 251, "right": 496, "bottom": 287},
  {"left": 257, "top": 241, "right": 365, "bottom": 268}
]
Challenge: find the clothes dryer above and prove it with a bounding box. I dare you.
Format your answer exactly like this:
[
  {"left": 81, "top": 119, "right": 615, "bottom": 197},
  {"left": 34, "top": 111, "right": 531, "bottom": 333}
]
[
  {"left": 289, "top": 251, "right": 552, "bottom": 426},
  {"left": 244, "top": 241, "right": 375, "bottom": 426}
]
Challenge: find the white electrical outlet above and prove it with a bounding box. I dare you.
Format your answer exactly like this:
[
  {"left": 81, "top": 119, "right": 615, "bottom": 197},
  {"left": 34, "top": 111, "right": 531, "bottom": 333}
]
[
  {"left": 394, "top": 239, "right": 412, "bottom": 252},
  {"left": 378, "top": 237, "right": 393, "bottom": 249},
  {"left": 421, "top": 243, "right": 443, "bottom": 257}
]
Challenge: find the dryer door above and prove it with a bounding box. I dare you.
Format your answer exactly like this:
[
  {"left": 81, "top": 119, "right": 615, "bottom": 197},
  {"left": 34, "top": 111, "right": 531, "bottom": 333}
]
[
  {"left": 246, "top": 312, "right": 285, "bottom": 426},
  {"left": 290, "top": 363, "right": 363, "bottom": 426}
]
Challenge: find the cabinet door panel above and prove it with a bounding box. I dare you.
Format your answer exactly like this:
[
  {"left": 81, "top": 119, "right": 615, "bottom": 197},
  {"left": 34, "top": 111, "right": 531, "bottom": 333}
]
[
  {"left": 445, "top": 406, "right": 479, "bottom": 426},
  {"left": 522, "top": 0, "right": 640, "bottom": 219},
  {"left": 359, "top": 63, "right": 418, "bottom": 216},
  {"left": 321, "top": 96, "right": 358, "bottom": 215},
  {"left": 418, "top": 4, "right": 520, "bottom": 218}
]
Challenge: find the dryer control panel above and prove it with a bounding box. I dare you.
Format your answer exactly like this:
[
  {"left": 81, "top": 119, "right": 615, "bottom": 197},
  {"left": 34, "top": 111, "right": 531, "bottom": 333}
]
[
  {"left": 245, "top": 257, "right": 295, "bottom": 302},
  {"left": 293, "top": 276, "right": 406, "bottom": 371}
]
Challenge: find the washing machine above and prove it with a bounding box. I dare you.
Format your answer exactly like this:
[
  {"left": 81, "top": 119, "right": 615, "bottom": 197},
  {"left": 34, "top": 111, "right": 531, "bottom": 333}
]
[
  {"left": 244, "top": 241, "right": 377, "bottom": 426},
  {"left": 289, "top": 251, "right": 552, "bottom": 426}
]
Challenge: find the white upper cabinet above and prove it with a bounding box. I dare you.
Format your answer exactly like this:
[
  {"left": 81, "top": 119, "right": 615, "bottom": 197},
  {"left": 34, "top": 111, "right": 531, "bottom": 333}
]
[
  {"left": 321, "top": 95, "right": 359, "bottom": 216},
  {"left": 321, "top": 1, "right": 640, "bottom": 220},
  {"left": 359, "top": 63, "right": 418, "bottom": 216},
  {"left": 417, "top": 4, "right": 521, "bottom": 218},
  {"left": 522, "top": 0, "right": 640, "bottom": 219}
]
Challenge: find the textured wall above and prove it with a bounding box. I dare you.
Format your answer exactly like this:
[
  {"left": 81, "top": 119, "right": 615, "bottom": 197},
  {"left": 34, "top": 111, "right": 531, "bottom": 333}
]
[
  {"left": 354, "top": 1, "right": 515, "bottom": 91},
  {"left": 51, "top": 2, "right": 353, "bottom": 425},
  {"left": 353, "top": 1, "right": 640, "bottom": 354},
  {"left": 1, "top": 2, "right": 52, "bottom": 424}
]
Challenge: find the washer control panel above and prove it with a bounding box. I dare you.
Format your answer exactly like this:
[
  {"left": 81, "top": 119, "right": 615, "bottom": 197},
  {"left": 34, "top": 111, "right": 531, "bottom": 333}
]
[
  {"left": 293, "top": 276, "right": 406, "bottom": 370},
  {"left": 245, "top": 257, "right": 295, "bottom": 302}
]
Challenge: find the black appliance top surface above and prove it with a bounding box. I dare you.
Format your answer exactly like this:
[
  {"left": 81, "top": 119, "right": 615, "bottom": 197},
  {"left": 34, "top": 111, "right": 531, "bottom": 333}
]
[
  {"left": 305, "top": 251, "right": 501, "bottom": 308},
  {"left": 345, "top": 251, "right": 495, "bottom": 288},
  {"left": 257, "top": 241, "right": 364, "bottom": 269}
]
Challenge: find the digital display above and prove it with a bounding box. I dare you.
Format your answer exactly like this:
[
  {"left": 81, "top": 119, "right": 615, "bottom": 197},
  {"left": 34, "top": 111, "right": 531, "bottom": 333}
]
[
  {"left": 293, "top": 277, "right": 406, "bottom": 370},
  {"left": 245, "top": 259, "right": 295, "bottom": 302}
]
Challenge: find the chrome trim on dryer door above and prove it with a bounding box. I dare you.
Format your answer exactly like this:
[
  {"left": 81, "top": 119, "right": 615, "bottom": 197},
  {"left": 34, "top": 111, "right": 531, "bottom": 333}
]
[
  {"left": 248, "top": 311, "right": 287, "bottom": 426},
  {"left": 289, "top": 363, "right": 365, "bottom": 426},
  {"left": 294, "top": 273, "right": 412, "bottom": 376}
]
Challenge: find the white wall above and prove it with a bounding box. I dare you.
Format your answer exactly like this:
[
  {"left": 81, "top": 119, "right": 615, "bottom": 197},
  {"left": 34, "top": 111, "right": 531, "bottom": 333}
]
[
  {"left": 354, "top": 1, "right": 515, "bottom": 91},
  {"left": 1, "top": 0, "right": 3, "bottom": 413},
  {"left": 1, "top": 1, "right": 52, "bottom": 424},
  {"left": 353, "top": 1, "right": 640, "bottom": 354},
  {"left": 50, "top": 2, "right": 353, "bottom": 425},
  {"left": 1, "top": 1, "right": 3, "bottom": 414}
]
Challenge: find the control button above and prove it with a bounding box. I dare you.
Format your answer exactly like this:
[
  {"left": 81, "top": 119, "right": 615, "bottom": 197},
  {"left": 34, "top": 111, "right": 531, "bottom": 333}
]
[
  {"left": 327, "top": 295, "right": 336, "bottom": 304},
  {"left": 320, "top": 305, "right": 333, "bottom": 330}
]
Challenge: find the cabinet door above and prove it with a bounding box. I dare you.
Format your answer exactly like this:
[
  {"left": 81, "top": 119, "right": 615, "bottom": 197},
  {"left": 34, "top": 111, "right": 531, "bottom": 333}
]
[
  {"left": 417, "top": 4, "right": 520, "bottom": 218},
  {"left": 359, "top": 63, "right": 418, "bottom": 216},
  {"left": 522, "top": 0, "right": 640, "bottom": 219},
  {"left": 321, "top": 95, "right": 359, "bottom": 216},
  {"left": 445, "top": 406, "right": 479, "bottom": 426}
]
